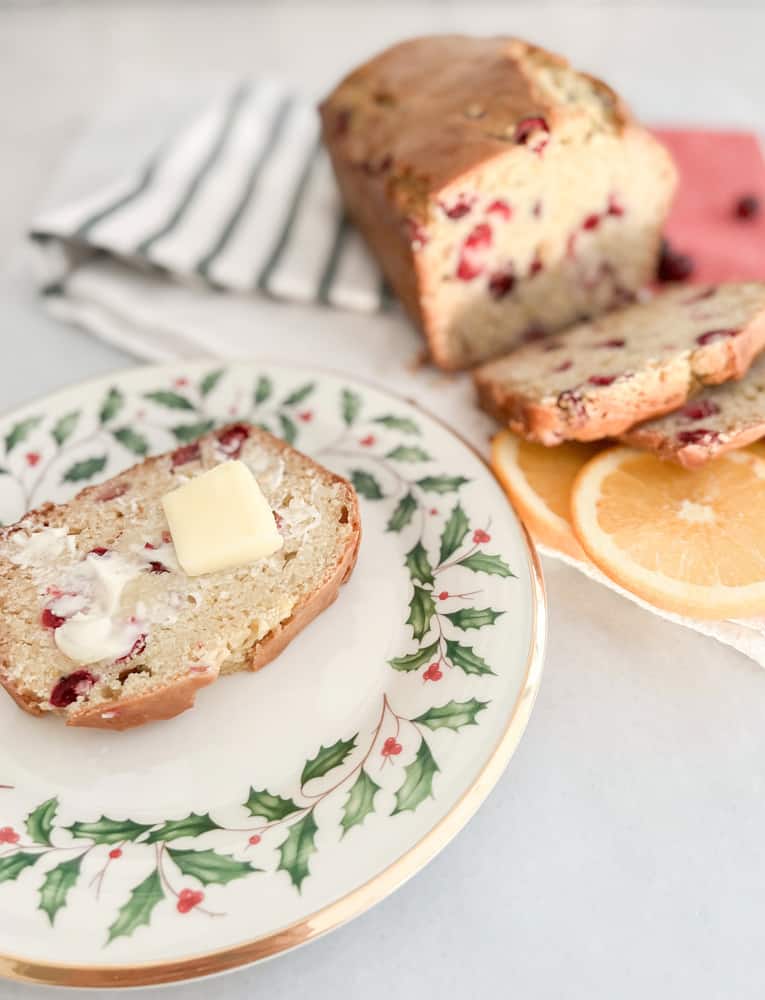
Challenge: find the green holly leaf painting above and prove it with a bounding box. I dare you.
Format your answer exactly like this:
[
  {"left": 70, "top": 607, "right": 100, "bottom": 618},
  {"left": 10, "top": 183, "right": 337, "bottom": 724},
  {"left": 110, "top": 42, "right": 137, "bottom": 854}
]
[
  {"left": 438, "top": 503, "right": 469, "bottom": 564},
  {"left": 404, "top": 541, "right": 433, "bottom": 585},
  {"left": 457, "top": 552, "right": 515, "bottom": 577},
  {"left": 39, "top": 855, "right": 83, "bottom": 925},
  {"left": 0, "top": 852, "right": 41, "bottom": 884},
  {"left": 113, "top": 427, "right": 149, "bottom": 456},
  {"left": 444, "top": 608, "right": 504, "bottom": 631},
  {"left": 415, "top": 475, "right": 469, "bottom": 494},
  {"left": 341, "top": 388, "right": 361, "bottom": 426},
  {"left": 385, "top": 445, "right": 431, "bottom": 463},
  {"left": 444, "top": 639, "right": 495, "bottom": 676},
  {"left": 389, "top": 639, "right": 439, "bottom": 672},
  {"left": 387, "top": 492, "right": 417, "bottom": 533},
  {"left": 51, "top": 411, "right": 80, "bottom": 446},
  {"left": 244, "top": 788, "right": 301, "bottom": 822},
  {"left": 143, "top": 390, "right": 195, "bottom": 410},
  {"left": 99, "top": 386, "right": 124, "bottom": 424},
  {"left": 277, "top": 811, "right": 318, "bottom": 891},
  {"left": 254, "top": 375, "right": 273, "bottom": 405},
  {"left": 413, "top": 698, "right": 489, "bottom": 731},
  {"left": 301, "top": 736, "right": 357, "bottom": 786},
  {"left": 62, "top": 455, "right": 107, "bottom": 483},
  {"left": 341, "top": 770, "right": 381, "bottom": 836},
  {"left": 167, "top": 848, "right": 258, "bottom": 886},
  {"left": 65, "top": 816, "right": 154, "bottom": 844},
  {"left": 407, "top": 585, "right": 436, "bottom": 641},
  {"left": 25, "top": 796, "right": 58, "bottom": 846},
  {"left": 107, "top": 869, "right": 164, "bottom": 944},
  {"left": 278, "top": 413, "right": 297, "bottom": 445},
  {"left": 145, "top": 813, "right": 222, "bottom": 844},
  {"left": 350, "top": 469, "right": 383, "bottom": 500},
  {"left": 372, "top": 414, "right": 420, "bottom": 435},
  {"left": 5, "top": 416, "right": 42, "bottom": 453},
  {"left": 392, "top": 739, "right": 439, "bottom": 815},
  {"left": 199, "top": 368, "right": 224, "bottom": 396},
  {"left": 172, "top": 420, "right": 215, "bottom": 443},
  {"left": 281, "top": 382, "right": 315, "bottom": 406}
]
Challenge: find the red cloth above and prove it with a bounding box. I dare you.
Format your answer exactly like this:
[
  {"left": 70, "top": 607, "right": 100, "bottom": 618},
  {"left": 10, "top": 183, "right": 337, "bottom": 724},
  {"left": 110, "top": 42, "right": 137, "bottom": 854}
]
[{"left": 653, "top": 129, "right": 765, "bottom": 283}]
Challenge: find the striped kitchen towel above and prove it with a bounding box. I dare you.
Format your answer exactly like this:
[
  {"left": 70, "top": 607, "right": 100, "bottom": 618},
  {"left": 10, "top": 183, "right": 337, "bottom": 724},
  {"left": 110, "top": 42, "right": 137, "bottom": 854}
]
[{"left": 31, "top": 79, "right": 388, "bottom": 313}]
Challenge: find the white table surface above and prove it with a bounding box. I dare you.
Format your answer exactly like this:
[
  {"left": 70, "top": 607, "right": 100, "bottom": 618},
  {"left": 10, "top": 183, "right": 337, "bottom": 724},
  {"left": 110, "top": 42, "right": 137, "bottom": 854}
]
[{"left": 2, "top": 3, "right": 765, "bottom": 997}]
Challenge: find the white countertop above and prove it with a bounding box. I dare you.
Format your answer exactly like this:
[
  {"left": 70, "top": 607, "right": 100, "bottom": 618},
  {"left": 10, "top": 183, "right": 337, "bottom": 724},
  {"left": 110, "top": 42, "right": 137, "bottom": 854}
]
[{"left": 2, "top": 3, "right": 765, "bottom": 998}]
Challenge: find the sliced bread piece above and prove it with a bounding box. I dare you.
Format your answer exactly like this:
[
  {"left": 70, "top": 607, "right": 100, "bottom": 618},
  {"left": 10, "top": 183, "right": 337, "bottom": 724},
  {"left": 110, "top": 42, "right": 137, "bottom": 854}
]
[
  {"left": 0, "top": 424, "right": 360, "bottom": 730},
  {"left": 622, "top": 350, "right": 765, "bottom": 467},
  {"left": 474, "top": 282, "right": 765, "bottom": 444}
]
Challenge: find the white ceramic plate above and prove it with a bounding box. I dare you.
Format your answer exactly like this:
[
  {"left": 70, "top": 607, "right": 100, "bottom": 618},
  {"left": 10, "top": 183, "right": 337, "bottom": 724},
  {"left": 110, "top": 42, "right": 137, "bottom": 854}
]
[{"left": 0, "top": 362, "right": 545, "bottom": 988}]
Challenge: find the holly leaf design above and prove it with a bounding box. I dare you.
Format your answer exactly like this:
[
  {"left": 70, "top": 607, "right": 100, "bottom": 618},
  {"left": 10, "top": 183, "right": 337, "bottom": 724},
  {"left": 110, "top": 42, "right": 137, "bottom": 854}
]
[
  {"left": 26, "top": 796, "right": 58, "bottom": 846},
  {"left": 444, "top": 639, "right": 495, "bottom": 676},
  {"left": 62, "top": 455, "right": 107, "bottom": 483},
  {"left": 278, "top": 413, "right": 297, "bottom": 445},
  {"left": 457, "top": 552, "right": 515, "bottom": 578},
  {"left": 392, "top": 739, "right": 439, "bottom": 815},
  {"left": 113, "top": 427, "right": 149, "bottom": 456},
  {"left": 145, "top": 813, "right": 222, "bottom": 844},
  {"left": 415, "top": 475, "right": 469, "bottom": 494},
  {"left": 167, "top": 848, "right": 257, "bottom": 886},
  {"left": 39, "top": 855, "right": 83, "bottom": 925},
  {"left": 172, "top": 420, "right": 215, "bottom": 443},
  {"left": 444, "top": 608, "right": 504, "bottom": 631},
  {"left": 65, "top": 816, "right": 154, "bottom": 844},
  {"left": 52, "top": 411, "right": 80, "bottom": 446},
  {"left": 350, "top": 469, "right": 383, "bottom": 500},
  {"left": 143, "top": 390, "right": 195, "bottom": 410},
  {"left": 404, "top": 541, "right": 433, "bottom": 585},
  {"left": 438, "top": 503, "right": 469, "bottom": 564},
  {"left": 277, "top": 810, "right": 317, "bottom": 891},
  {"left": 341, "top": 770, "right": 381, "bottom": 836},
  {"left": 0, "top": 467, "right": 7, "bottom": 475},
  {"left": 5, "top": 416, "right": 42, "bottom": 453},
  {"left": 386, "top": 492, "right": 417, "bottom": 533},
  {"left": 372, "top": 414, "right": 420, "bottom": 435},
  {"left": 413, "top": 698, "right": 489, "bottom": 731},
  {"left": 199, "top": 368, "right": 224, "bottom": 396},
  {"left": 407, "top": 585, "right": 436, "bottom": 641},
  {"left": 389, "top": 639, "right": 439, "bottom": 672},
  {"left": 301, "top": 736, "right": 357, "bottom": 786},
  {"left": 107, "top": 869, "right": 164, "bottom": 944},
  {"left": 254, "top": 375, "right": 273, "bottom": 405},
  {"left": 0, "top": 852, "right": 41, "bottom": 883},
  {"left": 244, "top": 788, "right": 301, "bottom": 822},
  {"left": 281, "top": 382, "right": 315, "bottom": 406},
  {"left": 99, "top": 386, "right": 124, "bottom": 424},
  {"left": 341, "top": 388, "right": 361, "bottom": 426},
  {"left": 385, "top": 445, "right": 431, "bottom": 463}
]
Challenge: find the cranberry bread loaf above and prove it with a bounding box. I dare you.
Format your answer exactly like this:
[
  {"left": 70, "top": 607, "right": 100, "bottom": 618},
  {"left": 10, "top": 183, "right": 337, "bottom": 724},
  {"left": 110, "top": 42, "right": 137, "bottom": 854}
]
[
  {"left": 623, "top": 350, "right": 765, "bottom": 467},
  {"left": 0, "top": 425, "right": 360, "bottom": 730},
  {"left": 474, "top": 283, "right": 765, "bottom": 444},
  {"left": 319, "top": 35, "right": 677, "bottom": 370}
]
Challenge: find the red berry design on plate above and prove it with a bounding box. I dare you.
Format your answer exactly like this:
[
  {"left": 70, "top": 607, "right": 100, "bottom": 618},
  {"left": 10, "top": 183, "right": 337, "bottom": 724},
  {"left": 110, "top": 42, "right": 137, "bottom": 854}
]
[
  {"left": 115, "top": 633, "right": 147, "bottom": 665},
  {"left": 298, "top": 410, "right": 313, "bottom": 423},
  {"left": 41, "top": 608, "right": 66, "bottom": 630},
  {"left": 381, "top": 736, "right": 402, "bottom": 757},
  {"left": 25, "top": 452, "right": 40, "bottom": 467},
  {"left": 360, "top": 434, "right": 375, "bottom": 447},
  {"left": 514, "top": 116, "right": 549, "bottom": 153},
  {"left": 171, "top": 442, "right": 201, "bottom": 468},
  {"left": 176, "top": 888, "right": 204, "bottom": 914},
  {"left": 696, "top": 328, "right": 738, "bottom": 346},
  {"left": 174, "top": 377, "right": 189, "bottom": 388},
  {"left": 473, "top": 529, "right": 491, "bottom": 544},
  {"left": 487, "top": 199, "right": 512, "bottom": 221},
  {"left": 456, "top": 223, "right": 493, "bottom": 281},
  {"left": 429, "top": 508, "right": 438, "bottom": 516},
  {"left": 657, "top": 240, "right": 694, "bottom": 282},
  {"left": 488, "top": 267, "right": 515, "bottom": 300},
  {"left": 217, "top": 423, "right": 250, "bottom": 459},
  {"left": 734, "top": 194, "right": 760, "bottom": 220},
  {"left": 109, "top": 848, "right": 122, "bottom": 860},
  {"left": 50, "top": 670, "right": 97, "bottom": 708},
  {"left": 249, "top": 834, "right": 261, "bottom": 846},
  {"left": 679, "top": 399, "right": 721, "bottom": 421},
  {"left": 588, "top": 374, "right": 618, "bottom": 387},
  {"left": 438, "top": 591, "right": 449, "bottom": 601},
  {"left": 423, "top": 663, "right": 443, "bottom": 682},
  {"left": 0, "top": 827, "right": 20, "bottom": 844}
]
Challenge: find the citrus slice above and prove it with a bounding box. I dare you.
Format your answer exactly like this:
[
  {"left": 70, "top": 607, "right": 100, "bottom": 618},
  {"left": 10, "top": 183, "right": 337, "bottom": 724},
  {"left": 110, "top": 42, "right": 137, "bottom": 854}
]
[
  {"left": 491, "top": 430, "right": 599, "bottom": 560},
  {"left": 570, "top": 445, "right": 765, "bottom": 618}
]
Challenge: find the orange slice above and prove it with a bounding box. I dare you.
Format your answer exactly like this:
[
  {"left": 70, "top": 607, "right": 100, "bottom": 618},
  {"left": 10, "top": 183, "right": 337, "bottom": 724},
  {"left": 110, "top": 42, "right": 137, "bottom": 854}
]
[
  {"left": 570, "top": 445, "right": 765, "bottom": 619},
  {"left": 491, "top": 430, "right": 599, "bottom": 560}
]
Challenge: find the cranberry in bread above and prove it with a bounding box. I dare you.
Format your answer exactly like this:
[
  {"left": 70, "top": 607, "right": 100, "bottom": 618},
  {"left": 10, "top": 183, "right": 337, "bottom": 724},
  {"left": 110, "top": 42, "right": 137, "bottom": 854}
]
[
  {"left": 0, "top": 425, "right": 360, "bottom": 730},
  {"left": 320, "top": 35, "right": 677, "bottom": 370}
]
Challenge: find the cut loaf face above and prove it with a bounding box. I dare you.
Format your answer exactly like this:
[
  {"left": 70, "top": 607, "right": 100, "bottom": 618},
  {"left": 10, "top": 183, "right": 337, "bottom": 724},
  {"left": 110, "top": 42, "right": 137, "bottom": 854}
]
[
  {"left": 474, "top": 283, "right": 765, "bottom": 444},
  {"left": 0, "top": 425, "right": 360, "bottom": 730},
  {"left": 320, "top": 35, "right": 677, "bottom": 370}
]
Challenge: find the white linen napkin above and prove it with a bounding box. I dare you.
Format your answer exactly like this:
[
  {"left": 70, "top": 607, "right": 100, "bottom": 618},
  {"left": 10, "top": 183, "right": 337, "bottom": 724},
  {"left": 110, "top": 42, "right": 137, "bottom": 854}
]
[{"left": 27, "top": 81, "right": 765, "bottom": 669}]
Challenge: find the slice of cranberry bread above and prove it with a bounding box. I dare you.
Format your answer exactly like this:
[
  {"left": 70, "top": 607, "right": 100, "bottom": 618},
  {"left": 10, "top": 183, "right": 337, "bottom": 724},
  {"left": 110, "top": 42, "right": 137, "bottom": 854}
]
[
  {"left": 474, "top": 283, "right": 765, "bottom": 444},
  {"left": 0, "top": 425, "right": 360, "bottom": 730},
  {"left": 622, "top": 350, "right": 765, "bottom": 467},
  {"left": 319, "top": 35, "right": 676, "bottom": 370}
]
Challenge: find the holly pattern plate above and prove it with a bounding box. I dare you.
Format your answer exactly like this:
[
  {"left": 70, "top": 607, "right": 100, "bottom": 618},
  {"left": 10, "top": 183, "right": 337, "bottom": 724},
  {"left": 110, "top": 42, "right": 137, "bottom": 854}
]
[{"left": 0, "top": 363, "right": 545, "bottom": 988}]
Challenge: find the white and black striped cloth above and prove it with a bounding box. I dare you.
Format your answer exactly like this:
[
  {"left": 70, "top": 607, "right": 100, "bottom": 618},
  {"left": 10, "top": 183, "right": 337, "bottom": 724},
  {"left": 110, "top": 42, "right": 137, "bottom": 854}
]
[{"left": 31, "top": 80, "right": 390, "bottom": 313}]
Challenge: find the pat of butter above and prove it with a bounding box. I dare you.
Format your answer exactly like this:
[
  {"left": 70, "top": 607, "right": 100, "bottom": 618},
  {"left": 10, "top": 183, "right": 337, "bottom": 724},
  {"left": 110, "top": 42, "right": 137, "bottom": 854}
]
[{"left": 162, "top": 460, "right": 283, "bottom": 576}]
